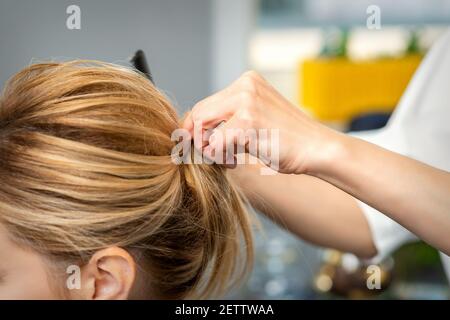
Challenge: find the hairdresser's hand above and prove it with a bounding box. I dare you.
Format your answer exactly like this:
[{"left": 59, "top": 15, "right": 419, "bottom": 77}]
[
  {"left": 184, "top": 72, "right": 450, "bottom": 257},
  {"left": 183, "top": 71, "right": 341, "bottom": 174}
]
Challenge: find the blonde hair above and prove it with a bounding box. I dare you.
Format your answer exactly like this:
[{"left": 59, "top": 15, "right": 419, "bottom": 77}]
[{"left": 0, "top": 61, "right": 253, "bottom": 299}]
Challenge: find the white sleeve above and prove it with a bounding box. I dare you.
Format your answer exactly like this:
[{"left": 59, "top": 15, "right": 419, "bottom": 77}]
[
  {"left": 347, "top": 29, "right": 450, "bottom": 261},
  {"left": 356, "top": 200, "right": 418, "bottom": 263},
  {"left": 349, "top": 129, "right": 418, "bottom": 262}
]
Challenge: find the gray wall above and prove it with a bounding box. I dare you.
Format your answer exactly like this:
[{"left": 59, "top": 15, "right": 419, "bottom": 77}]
[{"left": 0, "top": 0, "right": 212, "bottom": 113}]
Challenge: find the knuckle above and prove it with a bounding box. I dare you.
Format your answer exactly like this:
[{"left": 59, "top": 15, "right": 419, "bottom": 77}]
[
  {"left": 190, "top": 102, "right": 201, "bottom": 114},
  {"left": 239, "top": 71, "right": 261, "bottom": 93},
  {"left": 236, "top": 106, "right": 257, "bottom": 128},
  {"left": 190, "top": 109, "right": 201, "bottom": 124},
  {"left": 239, "top": 90, "right": 257, "bottom": 108},
  {"left": 242, "top": 70, "right": 260, "bottom": 80},
  {"left": 191, "top": 101, "right": 206, "bottom": 120}
]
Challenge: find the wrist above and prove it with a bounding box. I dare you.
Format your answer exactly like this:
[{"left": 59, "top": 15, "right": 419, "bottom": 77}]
[{"left": 305, "top": 129, "right": 349, "bottom": 179}]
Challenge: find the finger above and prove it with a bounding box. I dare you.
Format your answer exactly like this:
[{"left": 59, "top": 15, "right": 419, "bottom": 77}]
[
  {"left": 202, "top": 143, "right": 236, "bottom": 168},
  {"left": 182, "top": 110, "right": 194, "bottom": 134},
  {"left": 208, "top": 115, "right": 254, "bottom": 164},
  {"left": 186, "top": 97, "right": 241, "bottom": 154},
  {"left": 189, "top": 87, "right": 254, "bottom": 134},
  {"left": 182, "top": 83, "right": 234, "bottom": 133},
  {"left": 192, "top": 115, "right": 209, "bottom": 151},
  {"left": 185, "top": 70, "right": 268, "bottom": 134}
]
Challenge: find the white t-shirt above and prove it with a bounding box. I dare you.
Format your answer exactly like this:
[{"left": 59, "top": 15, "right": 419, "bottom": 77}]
[{"left": 350, "top": 29, "right": 450, "bottom": 282}]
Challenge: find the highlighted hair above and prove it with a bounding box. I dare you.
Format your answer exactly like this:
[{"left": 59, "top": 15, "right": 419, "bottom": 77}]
[{"left": 0, "top": 61, "right": 253, "bottom": 299}]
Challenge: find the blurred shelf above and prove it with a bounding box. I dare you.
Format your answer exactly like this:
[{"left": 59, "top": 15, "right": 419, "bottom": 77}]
[{"left": 300, "top": 55, "right": 422, "bottom": 122}]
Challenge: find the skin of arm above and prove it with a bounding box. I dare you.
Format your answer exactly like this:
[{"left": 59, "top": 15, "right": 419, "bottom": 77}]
[
  {"left": 311, "top": 133, "right": 450, "bottom": 255},
  {"left": 229, "top": 157, "right": 378, "bottom": 258},
  {"left": 184, "top": 71, "right": 450, "bottom": 256}
]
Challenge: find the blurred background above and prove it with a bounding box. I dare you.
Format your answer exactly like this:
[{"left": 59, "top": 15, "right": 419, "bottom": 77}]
[{"left": 0, "top": 0, "right": 449, "bottom": 299}]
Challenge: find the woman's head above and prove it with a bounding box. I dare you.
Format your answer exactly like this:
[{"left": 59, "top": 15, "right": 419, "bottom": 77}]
[{"left": 0, "top": 61, "right": 253, "bottom": 299}]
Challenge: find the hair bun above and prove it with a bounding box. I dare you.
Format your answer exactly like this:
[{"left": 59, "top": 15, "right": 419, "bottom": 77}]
[{"left": 0, "top": 60, "right": 253, "bottom": 299}]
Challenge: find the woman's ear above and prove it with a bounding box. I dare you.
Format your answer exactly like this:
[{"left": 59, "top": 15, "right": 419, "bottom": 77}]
[{"left": 69, "top": 247, "right": 136, "bottom": 300}]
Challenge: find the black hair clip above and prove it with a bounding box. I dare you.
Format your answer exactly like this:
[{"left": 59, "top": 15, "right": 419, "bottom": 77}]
[{"left": 130, "top": 50, "right": 154, "bottom": 84}]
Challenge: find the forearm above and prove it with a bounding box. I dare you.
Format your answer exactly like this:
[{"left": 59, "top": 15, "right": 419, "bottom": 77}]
[
  {"left": 230, "top": 160, "right": 377, "bottom": 258},
  {"left": 185, "top": 70, "right": 450, "bottom": 255},
  {"left": 310, "top": 133, "right": 450, "bottom": 255}
]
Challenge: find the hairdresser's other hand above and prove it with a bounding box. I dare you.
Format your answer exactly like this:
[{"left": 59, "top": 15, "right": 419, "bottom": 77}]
[{"left": 183, "top": 71, "right": 342, "bottom": 174}]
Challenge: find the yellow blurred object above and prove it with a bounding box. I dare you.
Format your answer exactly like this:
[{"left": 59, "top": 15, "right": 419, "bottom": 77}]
[{"left": 300, "top": 55, "right": 422, "bottom": 122}]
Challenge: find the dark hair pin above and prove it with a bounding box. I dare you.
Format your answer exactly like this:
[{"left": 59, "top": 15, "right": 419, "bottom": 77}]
[{"left": 130, "top": 50, "right": 154, "bottom": 84}]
